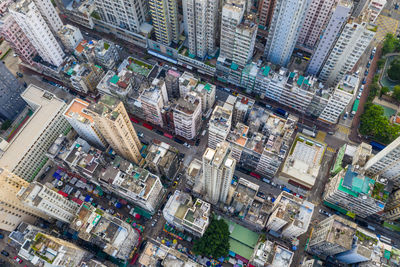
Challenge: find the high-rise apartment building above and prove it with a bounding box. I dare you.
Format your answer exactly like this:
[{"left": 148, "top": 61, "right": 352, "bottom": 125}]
[
  {"left": 0, "top": 62, "right": 26, "bottom": 121},
  {"left": 306, "top": 0, "right": 353, "bottom": 75},
  {"left": 297, "top": 0, "right": 338, "bottom": 49},
  {"left": 182, "top": 0, "right": 219, "bottom": 58},
  {"left": 257, "top": 0, "right": 276, "bottom": 29},
  {"left": 95, "top": 0, "right": 148, "bottom": 34},
  {"left": 264, "top": 0, "right": 311, "bottom": 66},
  {"left": 10, "top": 0, "right": 65, "bottom": 67},
  {"left": 0, "top": 14, "right": 37, "bottom": 65},
  {"left": 18, "top": 182, "right": 80, "bottom": 223},
  {"left": 138, "top": 79, "right": 168, "bottom": 127},
  {"left": 208, "top": 105, "right": 233, "bottom": 150},
  {"left": 266, "top": 191, "right": 314, "bottom": 239},
  {"left": 384, "top": 189, "right": 400, "bottom": 221},
  {"left": 32, "top": 0, "right": 63, "bottom": 33},
  {"left": 172, "top": 92, "right": 202, "bottom": 140},
  {"left": 319, "top": 15, "right": 375, "bottom": 86},
  {"left": 165, "top": 69, "right": 181, "bottom": 99},
  {"left": 364, "top": 136, "right": 400, "bottom": 187},
  {"left": 149, "top": 0, "right": 179, "bottom": 45},
  {"left": 308, "top": 215, "right": 357, "bottom": 256},
  {"left": 202, "top": 142, "right": 236, "bottom": 204},
  {"left": 64, "top": 98, "right": 107, "bottom": 149},
  {"left": 0, "top": 169, "right": 47, "bottom": 231},
  {"left": 220, "top": 0, "right": 245, "bottom": 60},
  {"left": 323, "top": 165, "right": 389, "bottom": 218},
  {"left": 86, "top": 95, "right": 143, "bottom": 164},
  {"left": 232, "top": 15, "right": 258, "bottom": 68},
  {"left": 0, "top": 85, "right": 70, "bottom": 182}
]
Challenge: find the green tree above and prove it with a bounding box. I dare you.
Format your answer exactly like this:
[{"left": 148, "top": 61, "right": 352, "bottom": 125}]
[
  {"left": 393, "top": 85, "right": 400, "bottom": 102},
  {"left": 377, "top": 59, "right": 386, "bottom": 69},
  {"left": 360, "top": 104, "right": 400, "bottom": 144},
  {"left": 368, "top": 83, "right": 380, "bottom": 101},
  {"left": 382, "top": 34, "right": 400, "bottom": 54},
  {"left": 388, "top": 58, "right": 400, "bottom": 81},
  {"left": 380, "top": 86, "right": 390, "bottom": 96},
  {"left": 192, "top": 218, "right": 230, "bottom": 258}
]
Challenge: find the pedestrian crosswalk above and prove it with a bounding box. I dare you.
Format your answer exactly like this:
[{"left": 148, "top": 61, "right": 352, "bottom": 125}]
[
  {"left": 337, "top": 125, "right": 350, "bottom": 135},
  {"left": 327, "top": 147, "right": 336, "bottom": 153}
]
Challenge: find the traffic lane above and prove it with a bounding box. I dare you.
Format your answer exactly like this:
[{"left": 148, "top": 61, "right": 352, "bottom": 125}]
[{"left": 234, "top": 170, "right": 282, "bottom": 197}]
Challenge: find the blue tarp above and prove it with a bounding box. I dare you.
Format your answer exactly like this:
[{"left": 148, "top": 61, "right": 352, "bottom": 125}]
[
  {"left": 53, "top": 172, "right": 62, "bottom": 180},
  {"left": 283, "top": 187, "right": 291, "bottom": 193},
  {"left": 84, "top": 195, "right": 91, "bottom": 202},
  {"left": 115, "top": 202, "right": 122, "bottom": 208},
  {"left": 271, "top": 197, "right": 276, "bottom": 202}
]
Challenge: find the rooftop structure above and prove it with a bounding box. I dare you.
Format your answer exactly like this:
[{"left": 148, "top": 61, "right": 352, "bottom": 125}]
[
  {"left": 98, "top": 156, "right": 165, "bottom": 214},
  {"left": 250, "top": 240, "right": 294, "bottom": 267},
  {"left": 187, "top": 158, "right": 203, "bottom": 193},
  {"left": 0, "top": 85, "right": 70, "bottom": 181},
  {"left": 138, "top": 239, "right": 201, "bottom": 267},
  {"left": 323, "top": 165, "right": 391, "bottom": 218},
  {"left": 58, "top": 24, "right": 83, "bottom": 51},
  {"left": 17, "top": 182, "right": 80, "bottom": 223},
  {"left": 208, "top": 105, "right": 232, "bottom": 150},
  {"left": 178, "top": 71, "right": 198, "bottom": 97},
  {"left": 172, "top": 92, "right": 202, "bottom": 140},
  {"left": 145, "top": 140, "right": 179, "bottom": 180},
  {"left": 280, "top": 134, "right": 326, "bottom": 190},
  {"left": 163, "top": 190, "right": 211, "bottom": 237},
  {"left": 63, "top": 98, "right": 107, "bottom": 149},
  {"left": 71, "top": 203, "right": 140, "bottom": 260},
  {"left": 94, "top": 39, "right": 119, "bottom": 70},
  {"left": 30, "top": 232, "right": 91, "bottom": 266},
  {"left": 266, "top": 191, "right": 314, "bottom": 239}
]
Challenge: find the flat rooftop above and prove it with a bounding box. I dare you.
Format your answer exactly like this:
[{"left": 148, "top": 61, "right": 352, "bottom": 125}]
[
  {"left": 64, "top": 98, "right": 94, "bottom": 123},
  {"left": 0, "top": 85, "right": 65, "bottom": 171},
  {"left": 281, "top": 134, "right": 326, "bottom": 188}
]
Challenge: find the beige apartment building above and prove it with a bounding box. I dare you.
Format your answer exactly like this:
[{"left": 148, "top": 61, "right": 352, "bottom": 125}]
[
  {"left": 86, "top": 95, "right": 142, "bottom": 164},
  {"left": 0, "top": 168, "right": 47, "bottom": 231}
]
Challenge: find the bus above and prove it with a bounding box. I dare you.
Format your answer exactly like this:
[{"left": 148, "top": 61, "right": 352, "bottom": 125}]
[
  {"left": 370, "top": 141, "right": 386, "bottom": 151},
  {"left": 130, "top": 116, "right": 139, "bottom": 123},
  {"left": 142, "top": 123, "right": 153, "bottom": 130},
  {"left": 351, "top": 99, "right": 360, "bottom": 116},
  {"left": 250, "top": 172, "right": 261, "bottom": 179}
]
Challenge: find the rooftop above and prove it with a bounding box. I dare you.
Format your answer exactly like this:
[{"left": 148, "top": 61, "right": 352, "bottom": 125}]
[
  {"left": 173, "top": 93, "right": 200, "bottom": 115},
  {"left": 209, "top": 106, "right": 232, "bottom": 131},
  {"left": 179, "top": 72, "right": 198, "bottom": 90},
  {"left": 0, "top": 85, "right": 66, "bottom": 172},
  {"left": 251, "top": 241, "right": 294, "bottom": 267},
  {"left": 281, "top": 134, "right": 326, "bottom": 189},
  {"left": 64, "top": 98, "right": 94, "bottom": 123}
]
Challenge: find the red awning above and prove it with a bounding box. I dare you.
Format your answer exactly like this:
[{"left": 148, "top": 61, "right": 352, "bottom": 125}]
[{"left": 58, "top": 190, "right": 68, "bottom": 197}]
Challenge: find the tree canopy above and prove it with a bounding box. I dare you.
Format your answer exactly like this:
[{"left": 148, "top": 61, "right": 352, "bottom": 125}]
[
  {"left": 360, "top": 104, "right": 400, "bottom": 144},
  {"left": 388, "top": 57, "right": 400, "bottom": 81},
  {"left": 192, "top": 218, "right": 230, "bottom": 259},
  {"left": 393, "top": 85, "right": 400, "bottom": 102},
  {"left": 382, "top": 33, "right": 400, "bottom": 55}
]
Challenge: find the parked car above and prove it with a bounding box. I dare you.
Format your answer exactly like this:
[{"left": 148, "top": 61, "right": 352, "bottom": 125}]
[
  {"left": 328, "top": 131, "right": 334, "bottom": 135},
  {"left": 183, "top": 143, "right": 191, "bottom": 148},
  {"left": 195, "top": 139, "right": 200, "bottom": 146},
  {"left": 364, "top": 70, "right": 369, "bottom": 76},
  {"left": 362, "top": 78, "right": 367, "bottom": 84},
  {"left": 14, "top": 256, "right": 23, "bottom": 264},
  {"left": 343, "top": 112, "right": 348, "bottom": 120},
  {"left": 319, "top": 209, "right": 332, "bottom": 217},
  {"left": 1, "top": 250, "right": 9, "bottom": 257},
  {"left": 0, "top": 233, "right": 3, "bottom": 239},
  {"left": 366, "top": 61, "right": 371, "bottom": 68},
  {"left": 137, "top": 132, "right": 144, "bottom": 138},
  {"left": 172, "top": 181, "right": 178, "bottom": 188}
]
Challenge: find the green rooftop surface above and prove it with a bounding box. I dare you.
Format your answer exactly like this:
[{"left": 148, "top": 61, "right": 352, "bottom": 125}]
[
  {"left": 95, "top": 65, "right": 102, "bottom": 69},
  {"left": 204, "top": 83, "right": 211, "bottom": 92},
  {"left": 67, "top": 67, "right": 74, "bottom": 76},
  {"left": 289, "top": 72, "right": 295, "bottom": 78},
  {"left": 339, "top": 178, "right": 359, "bottom": 197},
  {"left": 229, "top": 239, "right": 254, "bottom": 260},
  {"left": 223, "top": 218, "right": 259, "bottom": 259},
  {"left": 110, "top": 75, "right": 120, "bottom": 84},
  {"left": 262, "top": 66, "right": 271, "bottom": 76},
  {"left": 297, "top": 75, "right": 304, "bottom": 86},
  {"left": 304, "top": 79, "right": 310, "bottom": 85}
]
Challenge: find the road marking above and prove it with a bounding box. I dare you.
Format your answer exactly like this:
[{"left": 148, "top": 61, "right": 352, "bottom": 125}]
[
  {"left": 337, "top": 125, "right": 350, "bottom": 135},
  {"left": 327, "top": 147, "right": 336, "bottom": 153},
  {"left": 375, "top": 15, "right": 399, "bottom": 43}
]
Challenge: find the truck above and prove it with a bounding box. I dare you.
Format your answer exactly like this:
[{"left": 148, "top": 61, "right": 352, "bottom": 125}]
[
  {"left": 370, "top": 141, "right": 386, "bottom": 151},
  {"left": 275, "top": 108, "right": 288, "bottom": 117},
  {"left": 302, "top": 128, "right": 316, "bottom": 138},
  {"left": 351, "top": 99, "right": 359, "bottom": 116}
]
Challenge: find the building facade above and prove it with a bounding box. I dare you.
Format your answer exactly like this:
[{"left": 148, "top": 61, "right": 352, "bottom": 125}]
[
  {"left": 32, "top": 0, "right": 63, "bottom": 33},
  {"left": 0, "top": 62, "right": 27, "bottom": 121},
  {"left": 365, "top": 136, "right": 400, "bottom": 187},
  {"left": 264, "top": 0, "right": 310, "bottom": 66},
  {"left": 318, "top": 16, "right": 375, "bottom": 86},
  {"left": 306, "top": 0, "right": 353, "bottom": 76},
  {"left": 18, "top": 182, "right": 80, "bottom": 223},
  {"left": 86, "top": 96, "right": 143, "bottom": 164},
  {"left": 0, "top": 169, "right": 47, "bottom": 231},
  {"left": 182, "top": 0, "right": 219, "bottom": 58},
  {"left": 297, "top": 0, "right": 338, "bottom": 49},
  {"left": 10, "top": 0, "right": 65, "bottom": 67},
  {"left": 0, "top": 85, "right": 70, "bottom": 182},
  {"left": 202, "top": 142, "right": 236, "bottom": 204},
  {"left": 64, "top": 98, "right": 107, "bottom": 149},
  {"left": 149, "top": 0, "right": 179, "bottom": 45},
  {"left": 208, "top": 105, "right": 233, "bottom": 150}
]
